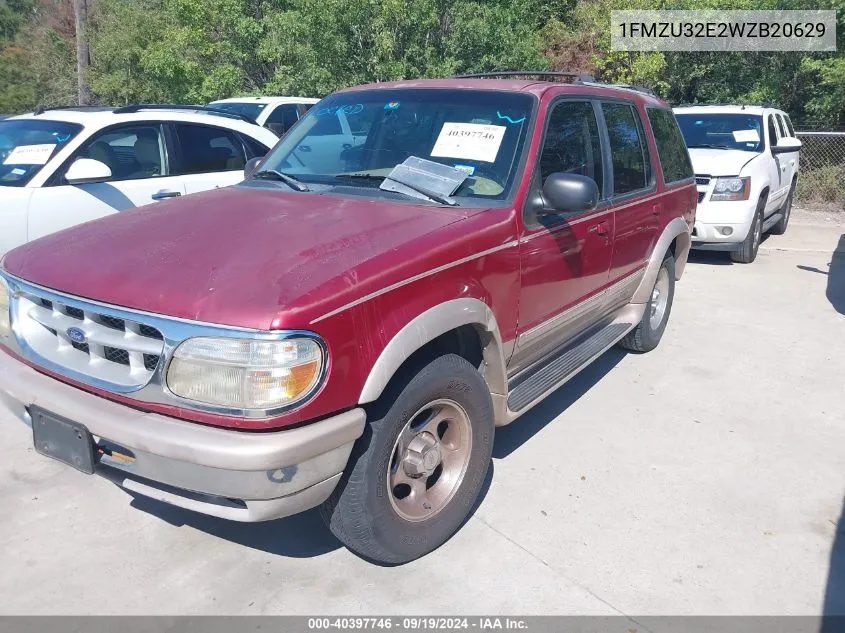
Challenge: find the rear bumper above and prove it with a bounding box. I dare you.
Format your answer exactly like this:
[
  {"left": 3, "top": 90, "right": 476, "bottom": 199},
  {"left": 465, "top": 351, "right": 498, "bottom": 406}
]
[{"left": 0, "top": 350, "right": 365, "bottom": 522}]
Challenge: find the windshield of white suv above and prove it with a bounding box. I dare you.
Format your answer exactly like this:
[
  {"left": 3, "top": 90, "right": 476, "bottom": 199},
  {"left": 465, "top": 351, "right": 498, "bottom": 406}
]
[
  {"left": 0, "top": 119, "right": 83, "bottom": 187},
  {"left": 675, "top": 113, "right": 764, "bottom": 152},
  {"left": 210, "top": 102, "right": 267, "bottom": 121},
  {"left": 258, "top": 89, "right": 535, "bottom": 202}
]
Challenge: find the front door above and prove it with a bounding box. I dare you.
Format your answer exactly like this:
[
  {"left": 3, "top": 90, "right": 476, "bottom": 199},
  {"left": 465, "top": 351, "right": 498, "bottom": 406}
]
[
  {"left": 766, "top": 113, "right": 786, "bottom": 214},
  {"left": 511, "top": 99, "right": 614, "bottom": 373},
  {"left": 27, "top": 123, "right": 185, "bottom": 242}
]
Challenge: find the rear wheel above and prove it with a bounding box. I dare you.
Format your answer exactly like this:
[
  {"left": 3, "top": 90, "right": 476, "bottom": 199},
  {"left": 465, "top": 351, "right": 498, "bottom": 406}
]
[
  {"left": 321, "top": 354, "right": 493, "bottom": 565},
  {"left": 770, "top": 183, "right": 794, "bottom": 236},
  {"left": 730, "top": 198, "right": 764, "bottom": 264},
  {"left": 618, "top": 251, "right": 675, "bottom": 353}
]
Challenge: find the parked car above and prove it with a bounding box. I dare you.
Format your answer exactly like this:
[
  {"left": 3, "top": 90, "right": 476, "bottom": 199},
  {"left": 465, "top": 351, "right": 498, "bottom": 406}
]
[
  {"left": 0, "top": 104, "right": 279, "bottom": 255},
  {"left": 0, "top": 74, "right": 695, "bottom": 564},
  {"left": 674, "top": 105, "right": 801, "bottom": 263},
  {"left": 208, "top": 96, "right": 319, "bottom": 136}
]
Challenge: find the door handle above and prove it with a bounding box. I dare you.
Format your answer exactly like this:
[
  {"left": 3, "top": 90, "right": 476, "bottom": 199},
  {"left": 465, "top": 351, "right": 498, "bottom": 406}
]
[
  {"left": 588, "top": 221, "right": 610, "bottom": 236},
  {"left": 151, "top": 190, "right": 181, "bottom": 200}
]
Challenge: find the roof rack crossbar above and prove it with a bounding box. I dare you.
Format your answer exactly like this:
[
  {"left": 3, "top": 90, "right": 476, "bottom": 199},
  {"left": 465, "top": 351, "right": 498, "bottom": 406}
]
[
  {"left": 32, "top": 105, "right": 107, "bottom": 116},
  {"left": 579, "top": 81, "right": 656, "bottom": 96},
  {"left": 111, "top": 104, "right": 256, "bottom": 124},
  {"left": 453, "top": 71, "right": 596, "bottom": 83}
]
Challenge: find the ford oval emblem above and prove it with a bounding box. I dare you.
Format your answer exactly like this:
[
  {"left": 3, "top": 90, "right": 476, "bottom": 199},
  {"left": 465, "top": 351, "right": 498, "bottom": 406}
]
[{"left": 66, "top": 327, "right": 87, "bottom": 344}]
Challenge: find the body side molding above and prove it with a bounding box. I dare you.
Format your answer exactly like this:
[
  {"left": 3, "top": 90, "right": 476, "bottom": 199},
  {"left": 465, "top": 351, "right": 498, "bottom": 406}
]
[
  {"left": 358, "top": 298, "right": 509, "bottom": 425},
  {"left": 632, "top": 217, "right": 691, "bottom": 304}
]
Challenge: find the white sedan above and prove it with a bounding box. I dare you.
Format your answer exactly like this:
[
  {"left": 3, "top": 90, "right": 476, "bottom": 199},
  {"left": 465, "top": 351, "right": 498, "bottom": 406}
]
[{"left": 0, "top": 105, "right": 279, "bottom": 255}]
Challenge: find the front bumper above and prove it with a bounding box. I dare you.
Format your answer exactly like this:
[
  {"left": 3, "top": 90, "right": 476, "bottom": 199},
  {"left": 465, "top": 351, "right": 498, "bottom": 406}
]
[
  {"left": 0, "top": 350, "right": 365, "bottom": 522},
  {"left": 691, "top": 199, "right": 756, "bottom": 250}
]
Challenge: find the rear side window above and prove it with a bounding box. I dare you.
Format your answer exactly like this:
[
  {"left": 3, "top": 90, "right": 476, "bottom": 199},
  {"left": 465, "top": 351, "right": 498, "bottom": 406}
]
[
  {"left": 646, "top": 108, "right": 693, "bottom": 184},
  {"left": 784, "top": 115, "right": 796, "bottom": 137},
  {"left": 775, "top": 114, "right": 787, "bottom": 139},
  {"left": 539, "top": 100, "right": 604, "bottom": 196},
  {"left": 601, "top": 103, "right": 650, "bottom": 196},
  {"left": 174, "top": 124, "right": 247, "bottom": 174}
]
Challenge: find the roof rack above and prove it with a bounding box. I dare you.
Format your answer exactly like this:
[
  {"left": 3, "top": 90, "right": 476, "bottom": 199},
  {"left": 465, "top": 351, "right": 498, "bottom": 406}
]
[
  {"left": 32, "top": 105, "right": 112, "bottom": 116},
  {"left": 111, "top": 104, "right": 257, "bottom": 124},
  {"left": 676, "top": 101, "right": 776, "bottom": 109},
  {"left": 454, "top": 71, "right": 596, "bottom": 83}
]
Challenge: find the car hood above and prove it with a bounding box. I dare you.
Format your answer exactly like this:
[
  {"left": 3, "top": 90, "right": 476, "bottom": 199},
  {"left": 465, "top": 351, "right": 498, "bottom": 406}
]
[
  {"left": 2, "top": 186, "right": 475, "bottom": 330},
  {"left": 687, "top": 148, "right": 760, "bottom": 177}
]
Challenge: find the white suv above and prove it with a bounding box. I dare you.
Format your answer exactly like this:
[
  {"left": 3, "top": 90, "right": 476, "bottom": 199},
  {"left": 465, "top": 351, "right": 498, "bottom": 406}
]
[
  {"left": 0, "top": 105, "right": 279, "bottom": 255},
  {"left": 674, "top": 105, "right": 802, "bottom": 263},
  {"left": 208, "top": 97, "right": 319, "bottom": 136}
]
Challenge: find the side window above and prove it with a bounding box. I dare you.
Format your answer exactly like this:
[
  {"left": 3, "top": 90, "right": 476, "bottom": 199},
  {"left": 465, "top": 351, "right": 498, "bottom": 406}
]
[
  {"left": 75, "top": 124, "right": 166, "bottom": 182},
  {"left": 646, "top": 108, "right": 694, "bottom": 184},
  {"left": 239, "top": 134, "right": 270, "bottom": 159},
  {"left": 265, "top": 104, "right": 300, "bottom": 136},
  {"left": 174, "top": 124, "right": 247, "bottom": 175},
  {"left": 539, "top": 100, "right": 604, "bottom": 196},
  {"left": 767, "top": 115, "right": 779, "bottom": 147},
  {"left": 775, "top": 114, "right": 787, "bottom": 139},
  {"left": 601, "top": 102, "right": 649, "bottom": 196},
  {"left": 784, "top": 115, "right": 796, "bottom": 137}
]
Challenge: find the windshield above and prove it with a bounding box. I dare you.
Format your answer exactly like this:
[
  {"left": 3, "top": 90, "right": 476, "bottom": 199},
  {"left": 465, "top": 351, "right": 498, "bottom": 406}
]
[
  {"left": 0, "top": 119, "right": 83, "bottom": 187},
  {"left": 259, "top": 89, "right": 535, "bottom": 203},
  {"left": 675, "top": 113, "right": 764, "bottom": 152},
  {"left": 210, "top": 102, "right": 267, "bottom": 121}
]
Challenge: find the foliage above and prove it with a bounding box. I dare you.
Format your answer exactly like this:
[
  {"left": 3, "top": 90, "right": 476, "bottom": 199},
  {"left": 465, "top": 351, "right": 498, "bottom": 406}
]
[{"left": 0, "top": 0, "right": 842, "bottom": 133}]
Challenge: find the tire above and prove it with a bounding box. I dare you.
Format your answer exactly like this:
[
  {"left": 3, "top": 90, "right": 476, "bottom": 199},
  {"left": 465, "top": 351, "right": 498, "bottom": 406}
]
[
  {"left": 770, "top": 183, "right": 794, "bottom": 236},
  {"left": 618, "top": 251, "right": 675, "bottom": 353},
  {"left": 730, "top": 197, "right": 765, "bottom": 264},
  {"left": 321, "top": 353, "right": 494, "bottom": 565}
]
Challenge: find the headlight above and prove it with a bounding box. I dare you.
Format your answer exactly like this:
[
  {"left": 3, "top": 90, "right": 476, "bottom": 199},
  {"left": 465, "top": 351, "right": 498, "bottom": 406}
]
[
  {"left": 710, "top": 177, "right": 750, "bottom": 201},
  {"left": 0, "top": 276, "right": 10, "bottom": 339},
  {"left": 166, "top": 336, "right": 324, "bottom": 411}
]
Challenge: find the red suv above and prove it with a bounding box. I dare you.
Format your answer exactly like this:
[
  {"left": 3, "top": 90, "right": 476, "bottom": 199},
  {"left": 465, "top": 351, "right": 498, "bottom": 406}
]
[{"left": 0, "top": 73, "right": 696, "bottom": 564}]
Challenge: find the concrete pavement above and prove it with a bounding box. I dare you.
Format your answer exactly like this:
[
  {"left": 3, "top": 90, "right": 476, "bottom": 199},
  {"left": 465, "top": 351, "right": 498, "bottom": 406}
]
[{"left": 0, "top": 216, "right": 843, "bottom": 615}]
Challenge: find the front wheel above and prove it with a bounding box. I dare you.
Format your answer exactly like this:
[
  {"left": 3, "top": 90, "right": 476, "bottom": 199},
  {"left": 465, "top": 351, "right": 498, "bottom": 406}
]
[
  {"left": 618, "top": 251, "right": 675, "bottom": 353},
  {"left": 731, "top": 200, "right": 764, "bottom": 264},
  {"left": 321, "top": 354, "right": 494, "bottom": 564}
]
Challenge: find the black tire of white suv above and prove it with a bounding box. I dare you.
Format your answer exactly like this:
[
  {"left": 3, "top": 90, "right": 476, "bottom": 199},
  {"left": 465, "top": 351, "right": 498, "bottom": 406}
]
[
  {"left": 618, "top": 251, "right": 676, "bottom": 353},
  {"left": 321, "top": 353, "right": 494, "bottom": 565},
  {"left": 731, "top": 197, "right": 765, "bottom": 264},
  {"left": 770, "top": 183, "right": 794, "bottom": 236}
]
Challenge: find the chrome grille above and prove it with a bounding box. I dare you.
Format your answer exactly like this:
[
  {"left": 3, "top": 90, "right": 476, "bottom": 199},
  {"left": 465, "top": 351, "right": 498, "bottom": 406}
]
[{"left": 15, "top": 290, "right": 165, "bottom": 389}]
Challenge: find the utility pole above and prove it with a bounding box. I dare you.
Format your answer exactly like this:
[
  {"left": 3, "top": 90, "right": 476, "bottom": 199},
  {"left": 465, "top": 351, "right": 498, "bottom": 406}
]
[{"left": 74, "top": 0, "right": 92, "bottom": 105}]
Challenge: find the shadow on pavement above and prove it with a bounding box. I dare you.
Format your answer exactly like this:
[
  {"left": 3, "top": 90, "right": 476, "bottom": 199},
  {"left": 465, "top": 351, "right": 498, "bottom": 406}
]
[
  {"left": 823, "top": 498, "right": 845, "bottom": 628},
  {"left": 686, "top": 250, "right": 733, "bottom": 266},
  {"left": 127, "top": 493, "right": 342, "bottom": 558},
  {"left": 493, "top": 347, "right": 627, "bottom": 459},
  {"left": 796, "top": 234, "right": 845, "bottom": 315}
]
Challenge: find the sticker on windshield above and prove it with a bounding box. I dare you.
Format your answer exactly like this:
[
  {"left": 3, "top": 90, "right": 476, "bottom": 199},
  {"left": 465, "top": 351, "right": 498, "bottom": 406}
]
[
  {"left": 431, "top": 123, "right": 506, "bottom": 163},
  {"left": 732, "top": 129, "right": 760, "bottom": 143},
  {"left": 453, "top": 164, "right": 476, "bottom": 176},
  {"left": 3, "top": 144, "right": 56, "bottom": 165}
]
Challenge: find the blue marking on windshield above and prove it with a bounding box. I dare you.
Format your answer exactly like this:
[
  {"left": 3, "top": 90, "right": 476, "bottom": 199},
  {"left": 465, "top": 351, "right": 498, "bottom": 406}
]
[{"left": 496, "top": 111, "right": 526, "bottom": 124}]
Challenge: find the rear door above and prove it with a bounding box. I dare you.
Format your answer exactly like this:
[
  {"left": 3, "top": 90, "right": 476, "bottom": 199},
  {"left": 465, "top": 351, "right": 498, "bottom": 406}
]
[
  {"left": 511, "top": 98, "right": 613, "bottom": 372},
  {"left": 600, "top": 101, "right": 658, "bottom": 287},
  {"left": 27, "top": 122, "right": 185, "bottom": 242},
  {"left": 170, "top": 122, "right": 257, "bottom": 195}
]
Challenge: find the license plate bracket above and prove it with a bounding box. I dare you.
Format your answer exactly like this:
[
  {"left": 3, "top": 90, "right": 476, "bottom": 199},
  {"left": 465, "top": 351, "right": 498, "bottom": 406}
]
[{"left": 31, "top": 406, "right": 96, "bottom": 474}]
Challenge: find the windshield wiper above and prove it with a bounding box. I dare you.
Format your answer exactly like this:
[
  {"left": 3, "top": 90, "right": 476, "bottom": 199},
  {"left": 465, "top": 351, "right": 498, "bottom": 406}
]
[
  {"left": 338, "top": 172, "right": 458, "bottom": 206},
  {"left": 252, "top": 169, "right": 310, "bottom": 192},
  {"left": 334, "top": 173, "right": 386, "bottom": 183},
  {"left": 687, "top": 144, "right": 734, "bottom": 150}
]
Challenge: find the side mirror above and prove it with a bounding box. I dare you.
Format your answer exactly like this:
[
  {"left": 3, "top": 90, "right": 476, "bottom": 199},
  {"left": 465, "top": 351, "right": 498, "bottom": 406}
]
[
  {"left": 541, "top": 172, "right": 599, "bottom": 214},
  {"left": 772, "top": 137, "right": 802, "bottom": 154},
  {"left": 244, "top": 156, "right": 264, "bottom": 180},
  {"left": 65, "top": 158, "right": 112, "bottom": 185}
]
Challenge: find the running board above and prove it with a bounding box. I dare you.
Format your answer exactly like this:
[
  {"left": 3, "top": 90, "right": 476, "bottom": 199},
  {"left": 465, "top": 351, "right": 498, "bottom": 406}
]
[
  {"left": 506, "top": 321, "right": 632, "bottom": 413},
  {"left": 762, "top": 212, "right": 782, "bottom": 233}
]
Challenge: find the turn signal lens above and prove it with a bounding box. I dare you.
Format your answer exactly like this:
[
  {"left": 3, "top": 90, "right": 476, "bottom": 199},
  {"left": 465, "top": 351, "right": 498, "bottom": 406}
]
[
  {"left": 0, "top": 276, "right": 11, "bottom": 339},
  {"left": 166, "top": 336, "right": 324, "bottom": 411}
]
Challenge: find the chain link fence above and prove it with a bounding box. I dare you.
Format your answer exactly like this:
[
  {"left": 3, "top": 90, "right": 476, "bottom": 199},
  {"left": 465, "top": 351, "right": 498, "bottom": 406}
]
[{"left": 794, "top": 125, "right": 845, "bottom": 209}]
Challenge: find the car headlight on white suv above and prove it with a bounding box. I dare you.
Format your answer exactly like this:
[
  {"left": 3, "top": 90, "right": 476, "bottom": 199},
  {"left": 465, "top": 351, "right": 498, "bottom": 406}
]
[
  {"left": 166, "top": 336, "right": 325, "bottom": 411},
  {"left": 710, "top": 177, "right": 750, "bottom": 201},
  {"left": 0, "top": 275, "right": 11, "bottom": 339}
]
